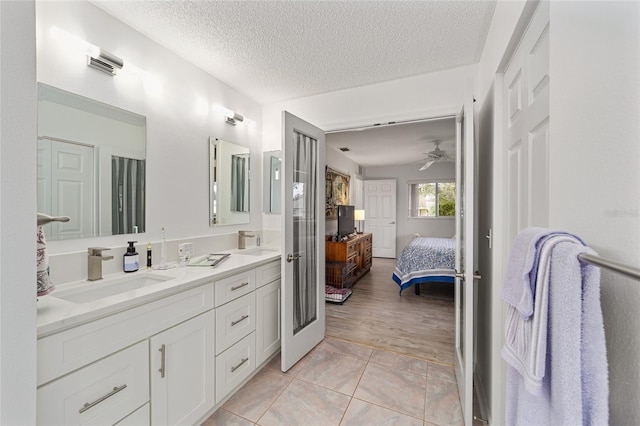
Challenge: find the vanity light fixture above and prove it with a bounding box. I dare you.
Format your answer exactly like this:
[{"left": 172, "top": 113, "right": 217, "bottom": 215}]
[
  {"left": 87, "top": 48, "right": 124, "bottom": 76},
  {"left": 225, "top": 111, "right": 244, "bottom": 126}
]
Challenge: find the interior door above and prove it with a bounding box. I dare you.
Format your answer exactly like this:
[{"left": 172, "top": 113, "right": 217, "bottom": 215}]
[
  {"left": 364, "top": 179, "right": 396, "bottom": 258},
  {"left": 454, "top": 90, "right": 477, "bottom": 425},
  {"left": 281, "top": 111, "right": 326, "bottom": 372},
  {"left": 38, "top": 138, "right": 95, "bottom": 240}
]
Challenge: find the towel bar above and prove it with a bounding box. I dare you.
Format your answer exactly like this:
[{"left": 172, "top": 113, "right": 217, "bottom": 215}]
[{"left": 578, "top": 252, "right": 640, "bottom": 281}]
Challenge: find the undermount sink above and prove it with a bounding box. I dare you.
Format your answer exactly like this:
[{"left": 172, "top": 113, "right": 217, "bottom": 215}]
[
  {"left": 52, "top": 272, "right": 173, "bottom": 304},
  {"left": 238, "top": 248, "right": 279, "bottom": 256}
]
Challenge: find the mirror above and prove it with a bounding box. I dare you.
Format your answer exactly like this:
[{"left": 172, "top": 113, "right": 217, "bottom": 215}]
[
  {"left": 210, "top": 137, "right": 250, "bottom": 226},
  {"left": 37, "top": 83, "right": 146, "bottom": 240},
  {"left": 263, "top": 150, "right": 282, "bottom": 214}
]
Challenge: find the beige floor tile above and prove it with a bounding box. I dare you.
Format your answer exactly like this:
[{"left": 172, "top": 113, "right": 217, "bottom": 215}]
[
  {"left": 341, "top": 398, "right": 423, "bottom": 426},
  {"left": 265, "top": 351, "right": 309, "bottom": 376},
  {"left": 296, "top": 347, "right": 367, "bottom": 395},
  {"left": 370, "top": 349, "right": 428, "bottom": 376},
  {"left": 321, "top": 337, "right": 374, "bottom": 360},
  {"left": 354, "top": 362, "right": 426, "bottom": 419},
  {"left": 427, "top": 362, "right": 456, "bottom": 384},
  {"left": 201, "top": 408, "right": 254, "bottom": 426},
  {"left": 424, "top": 377, "right": 464, "bottom": 426},
  {"left": 257, "top": 379, "right": 350, "bottom": 426},
  {"left": 222, "top": 368, "right": 292, "bottom": 422}
]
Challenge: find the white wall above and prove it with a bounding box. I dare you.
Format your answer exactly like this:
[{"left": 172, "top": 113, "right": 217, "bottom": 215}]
[
  {"left": 0, "top": 2, "right": 37, "bottom": 424},
  {"left": 365, "top": 162, "right": 456, "bottom": 255},
  {"left": 263, "top": 64, "right": 476, "bottom": 140},
  {"left": 36, "top": 1, "right": 264, "bottom": 281},
  {"left": 548, "top": 2, "right": 640, "bottom": 423}
]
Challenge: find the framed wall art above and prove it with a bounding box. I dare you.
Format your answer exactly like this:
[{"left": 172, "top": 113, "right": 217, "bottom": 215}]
[{"left": 325, "top": 167, "right": 350, "bottom": 219}]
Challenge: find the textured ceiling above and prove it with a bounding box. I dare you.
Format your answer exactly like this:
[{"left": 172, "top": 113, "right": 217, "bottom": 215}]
[
  {"left": 90, "top": 0, "right": 496, "bottom": 105},
  {"left": 327, "top": 117, "right": 456, "bottom": 168}
]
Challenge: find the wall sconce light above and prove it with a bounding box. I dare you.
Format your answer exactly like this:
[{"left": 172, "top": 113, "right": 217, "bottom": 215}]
[
  {"left": 87, "top": 48, "right": 123, "bottom": 76},
  {"left": 354, "top": 209, "right": 365, "bottom": 234},
  {"left": 225, "top": 111, "right": 244, "bottom": 126}
]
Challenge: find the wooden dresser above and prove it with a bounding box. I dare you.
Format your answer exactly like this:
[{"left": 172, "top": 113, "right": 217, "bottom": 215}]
[{"left": 325, "top": 233, "right": 372, "bottom": 285}]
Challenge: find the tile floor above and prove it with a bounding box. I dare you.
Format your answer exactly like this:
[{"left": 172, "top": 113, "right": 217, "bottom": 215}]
[{"left": 202, "top": 337, "right": 463, "bottom": 426}]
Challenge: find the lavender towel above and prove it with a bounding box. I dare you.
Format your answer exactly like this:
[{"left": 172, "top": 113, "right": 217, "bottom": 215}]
[
  {"left": 502, "top": 228, "right": 584, "bottom": 318},
  {"left": 502, "top": 234, "right": 573, "bottom": 393},
  {"left": 505, "top": 241, "right": 609, "bottom": 425}
]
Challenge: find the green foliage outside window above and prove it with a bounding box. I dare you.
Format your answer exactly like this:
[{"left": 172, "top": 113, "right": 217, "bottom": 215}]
[{"left": 410, "top": 181, "right": 456, "bottom": 217}]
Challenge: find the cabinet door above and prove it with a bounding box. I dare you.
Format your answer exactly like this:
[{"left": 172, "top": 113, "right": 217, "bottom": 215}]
[
  {"left": 150, "top": 310, "right": 215, "bottom": 426},
  {"left": 256, "top": 279, "right": 281, "bottom": 365}
]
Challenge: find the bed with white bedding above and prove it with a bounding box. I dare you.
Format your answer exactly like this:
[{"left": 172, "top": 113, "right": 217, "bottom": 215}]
[{"left": 392, "top": 237, "right": 455, "bottom": 294}]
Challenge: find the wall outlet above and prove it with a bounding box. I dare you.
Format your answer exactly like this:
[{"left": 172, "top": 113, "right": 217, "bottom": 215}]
[{"left": 178, "top": 242, "right": 194, "bottom": 262}]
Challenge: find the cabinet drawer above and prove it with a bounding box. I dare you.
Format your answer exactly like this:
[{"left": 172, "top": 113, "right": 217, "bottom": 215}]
[
  {"left": 38, "top": 284, "right": 214, "bottom": 386},
  {"left": 346, "top": 242, "right": 357, "bottom": 257},
  {"left": 214, "top": 269, "right": 256, "bottom": 307},
  {"left": 37, "top": 341, "right": 149, "bottom": 426},
  {"left": 256, "top": 260, "right": 280, "bottom": 288},
  {"left": 216, "top": 293, "right": 256, "bottom": 355},
  {"left": 215, "top": 332, "right": 256, "bottom": 404},
  {"left": 115, "top": 403, "right": 149, "bottom": 426}
]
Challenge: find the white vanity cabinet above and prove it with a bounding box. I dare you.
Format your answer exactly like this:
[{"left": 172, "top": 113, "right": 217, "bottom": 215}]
[
  {"left": 150, "top": 310, "right": 214, "bottom": 425},
  {"left": 37, "top": 256, "right": 282, "bottom": 426},
  {"left": 255, "top": 261, "right": 281, "bottom": 365},
  {"left": 37, "top": 341, "right": 149, "bottom": 426}
]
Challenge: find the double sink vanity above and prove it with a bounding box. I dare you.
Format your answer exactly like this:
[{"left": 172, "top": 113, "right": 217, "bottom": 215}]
[{"left": 36, "top": 248, "right": 281, "bottom": 425}]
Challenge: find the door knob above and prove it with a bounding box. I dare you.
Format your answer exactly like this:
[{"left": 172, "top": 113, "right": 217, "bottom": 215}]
[{"left": 286, "top": 253, "right": 300, "bottom": 262}]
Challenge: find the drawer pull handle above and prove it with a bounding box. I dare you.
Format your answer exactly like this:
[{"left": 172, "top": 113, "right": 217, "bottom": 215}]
[
  {"left": 159, "top": 344, "right": 166, "bottom": 378},
  {"left": 231, "top": 314, "right": 249, "bottom": 326},
  {"left": 231, "top": 282, "right": 249, "bottom": 291},
  {"left": 79, "top": 384, "right": 127, "bottom": 414},
  {"left": 231, "top": 357, "right": 249, "bottom": 372}
]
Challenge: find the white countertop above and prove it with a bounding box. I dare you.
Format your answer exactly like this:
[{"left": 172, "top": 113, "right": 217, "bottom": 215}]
[{"left": 37, "top": 248, "right": 281, "bottom": 337}]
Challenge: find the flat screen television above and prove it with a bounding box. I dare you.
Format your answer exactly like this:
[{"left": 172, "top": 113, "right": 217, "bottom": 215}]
[{"left": 337, "top": 205, "right": 355, "bottom": 238}]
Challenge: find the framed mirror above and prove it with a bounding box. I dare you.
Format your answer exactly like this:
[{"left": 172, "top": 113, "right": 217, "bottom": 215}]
[
  {"left": 37, "top": 83, "right": 146, "bottom": 240},
  {"left": 263, "top": 150, "right": 282, "bottom": 214},
  {"left": 210, "top": 137, "right": 250, "bottom": 226}
]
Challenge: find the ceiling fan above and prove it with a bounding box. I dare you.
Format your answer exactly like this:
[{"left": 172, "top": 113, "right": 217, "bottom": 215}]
[{"left": 419, "top": 140, "right": 454, "bottom": 170}]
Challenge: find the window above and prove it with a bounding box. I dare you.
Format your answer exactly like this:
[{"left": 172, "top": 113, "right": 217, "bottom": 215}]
[{"left": 409, "top": 181, "right": 456, "bottom": 217}]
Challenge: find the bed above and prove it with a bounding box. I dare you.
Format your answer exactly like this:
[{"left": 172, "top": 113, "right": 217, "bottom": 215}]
[{"left": 392, "top": 237, "right": 456, "bottom": 295}]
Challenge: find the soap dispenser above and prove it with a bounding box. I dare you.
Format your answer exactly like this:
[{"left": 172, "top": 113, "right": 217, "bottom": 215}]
[{"left": 124, "top": 241, "right": 139, "bottom": 272}]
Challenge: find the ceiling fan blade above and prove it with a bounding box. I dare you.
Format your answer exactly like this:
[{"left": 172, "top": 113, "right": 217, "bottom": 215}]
[{"left": 419, "top": 160, "right": 435, "bottom": 171}]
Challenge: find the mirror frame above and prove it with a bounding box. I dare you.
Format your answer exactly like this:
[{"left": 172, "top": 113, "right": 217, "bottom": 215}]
[
  {"left": 37, "top": 83, "right": 147, "bottom": 241},
  {"left": 209, "top": 137, "right": 250, "bottom": 226}
]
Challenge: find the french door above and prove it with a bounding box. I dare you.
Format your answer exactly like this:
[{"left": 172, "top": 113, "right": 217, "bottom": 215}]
[
  {"left": 454, "top": 89, "right": 478, "bottom": 425},
  {"left": 280, "top": 111, "right": 326, "bottom": 371}
]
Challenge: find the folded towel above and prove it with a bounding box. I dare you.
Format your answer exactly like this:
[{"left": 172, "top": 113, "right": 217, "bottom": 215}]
[
  {"left": 502, "top": 228, "right": 584, "bottom": 318},
  {"left": 502, "top": 234, "right": 581, "bottom": 394},
  {"left": 505, "top": 240, "right": 608, "bottom": 425}
]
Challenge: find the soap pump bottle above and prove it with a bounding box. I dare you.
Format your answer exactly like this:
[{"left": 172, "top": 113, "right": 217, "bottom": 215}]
[{"left": 123, "top": 241, "right": 139, "bottom": 272}]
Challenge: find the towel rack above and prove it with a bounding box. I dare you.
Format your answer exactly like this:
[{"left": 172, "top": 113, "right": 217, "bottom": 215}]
[{"left": 578, "top": 252, "right": 640, "bottom": 281}]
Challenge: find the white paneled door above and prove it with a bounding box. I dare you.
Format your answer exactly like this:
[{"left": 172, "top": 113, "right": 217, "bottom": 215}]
[
  {"left": 454, "top": 88, "right": 478, "bottom": 426},
  {"left": 503, "top": 1, "right": 550, "bottom": 248},
  {"left": 364, "top": 179, "right": 396, "bottom": 258},
  {"left": 281, "top": 111, "right": 326, "bottom": 372},
  {"left": 37, "top": 138, "right": 95, "bottom": 240}
]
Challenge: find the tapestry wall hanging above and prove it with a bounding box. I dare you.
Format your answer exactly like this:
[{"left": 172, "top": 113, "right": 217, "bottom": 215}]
[{"left": 325, "top": 167, "right": 350, "bottom": 219}]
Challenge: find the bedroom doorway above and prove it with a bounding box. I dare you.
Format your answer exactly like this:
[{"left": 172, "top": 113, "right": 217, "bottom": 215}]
[{"left": 364, "top": 179, "right": 396, "bottom": 258}]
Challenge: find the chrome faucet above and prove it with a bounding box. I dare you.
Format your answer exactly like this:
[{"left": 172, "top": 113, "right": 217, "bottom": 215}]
[
  {"left": 237, "top": 231, "right": 256, "bottom": 249},
  {"left": 88, "top": 247, "right": 114, "bottom": 281}
]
